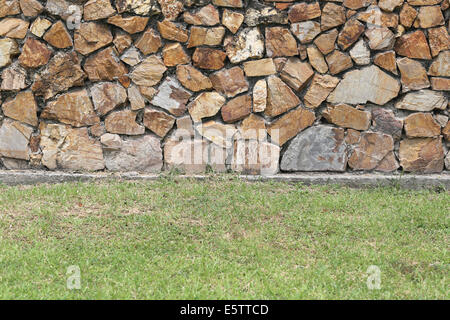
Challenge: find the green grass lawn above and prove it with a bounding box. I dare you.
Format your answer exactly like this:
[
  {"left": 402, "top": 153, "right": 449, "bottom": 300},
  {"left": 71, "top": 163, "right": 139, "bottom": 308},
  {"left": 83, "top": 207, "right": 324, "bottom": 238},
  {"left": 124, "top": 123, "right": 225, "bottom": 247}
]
[{"left": 0, "top": 176, "right": 448, "bottom": 299}]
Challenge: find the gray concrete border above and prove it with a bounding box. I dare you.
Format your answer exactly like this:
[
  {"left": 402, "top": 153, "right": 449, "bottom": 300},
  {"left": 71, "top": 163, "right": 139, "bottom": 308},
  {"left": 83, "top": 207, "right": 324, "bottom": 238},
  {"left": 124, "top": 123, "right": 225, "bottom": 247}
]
[{"left": 0, "top": 170, "right": 449, "bottom": 189}]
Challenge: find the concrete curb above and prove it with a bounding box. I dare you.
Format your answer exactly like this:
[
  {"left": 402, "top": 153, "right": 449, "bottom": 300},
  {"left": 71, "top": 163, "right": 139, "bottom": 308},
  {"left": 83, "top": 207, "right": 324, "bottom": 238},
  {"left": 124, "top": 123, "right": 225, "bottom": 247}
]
[{"left": 1, "top": 170, "right": 449, "bottom": 189}]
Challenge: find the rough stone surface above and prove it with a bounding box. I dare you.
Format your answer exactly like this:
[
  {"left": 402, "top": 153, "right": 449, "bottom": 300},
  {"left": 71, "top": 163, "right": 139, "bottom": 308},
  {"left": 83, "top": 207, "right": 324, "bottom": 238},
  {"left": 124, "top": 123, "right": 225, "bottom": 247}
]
[
  {"left": 221, "top": 95, "right": 252, "bottom": 123},
  {"left": 143, "top": 108, "right": 175, "bottom": 138},
  {"left": 349, "top": 132, "right": 394, "bottom": 170},
  {"left": 102, "top": 134, "right": 162, "bottom": 172},
  {"left": 2, "top": 91, "right": 38, "bottom": 127},
  {"left": 91, "top": 82, "right": 127, "bottom": 116},
  {"left": 281, "top": 125, "right": 347, "bottom": 172},
  {"left": 18, "top": 38, "right": 52, "bottom": 68},
  {"left": 210, "top": 67, "right": 248, "bottom": 98},
  {"left": 323, "top": 104, "right": 371, "bottom": 131},
  {"left": 328, "top": 65, "right": 400, "bottom": 105},
  {"left": 225, "top": 27, "right": 264, "bottom": 63},
  {"left": 0, "top": 1, "right": 448, "bottom": 175},
  {"left": 397, "top": 57, "right": 430, "bottom": 91},
  {"left": 267, "top": 107, "right": 315, "bottom": 146},
  {"left": 265, "top": 27, "right": 298, "bottom": 57},
  {"left": 105, "top": 110, "right": 145, "bottom": 135},
  {"left": 372, "top": 108, "right": 403, "bottom": 140},
  {"left": 428, "top": 51, "right": 450, "bottom": 77},
  {"left": 394, "top": 31, "right": 432, "bottom": 60},
  {"left": 188, "top": 91, "right": 226, "bottom": 122},
  {"left": 395, "top": 90, "right": 447, "bottom": 111},
  {"left": 176, "top": 64, "right": 212, "bottom": 92},
  {"left": 130, "top": 55, "right": 167, "bottom": 86},
  {"left": 41, "top": 90, "right": 100, "bottom": 127},
  {"left": 326, "top": 51, "right": 353, "bottom": 75},
  {"left": 39, "top": 123, "right": 104, "bottom": 171},
  {"left": 399, "top": 138, "right": 444, "bottom": 173},
  {"left": 43, "top": 21, "right": 72, "bottom": 49},
  {"left": 151, "top": 77, "right": 192, "bottom": 116},
  {"left": 83, "top": 47, "right": 128, "bottom": 82},
  {"left": 74, "top": 22, "right": 113, "bottom": 56},
  {"left": 32, "top": 52, "right": 86, "bottom": 99},
  {"left": 404, "top": 113, "right": 441, "bottom": 138},
  {"left": 0, "top": 119, "right": 31, "bottom": 160},
  {"left": 192, "top": 48, "right": 226, "bottom": 70},
  {"left": 280, "top": 58, "right": 314, "bottom": 91},
  {"left": 265, "top": 75, "right": 300, "bottom": 117},
  {"left": 304, "top": 74, "right": 340, "bottom": 109}
]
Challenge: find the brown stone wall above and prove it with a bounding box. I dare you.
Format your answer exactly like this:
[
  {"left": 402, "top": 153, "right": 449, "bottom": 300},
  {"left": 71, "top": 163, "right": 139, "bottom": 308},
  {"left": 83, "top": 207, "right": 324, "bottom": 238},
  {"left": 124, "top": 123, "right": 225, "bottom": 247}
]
[{"left": 0, "top": 0, "right": 449, "bottom": 174}]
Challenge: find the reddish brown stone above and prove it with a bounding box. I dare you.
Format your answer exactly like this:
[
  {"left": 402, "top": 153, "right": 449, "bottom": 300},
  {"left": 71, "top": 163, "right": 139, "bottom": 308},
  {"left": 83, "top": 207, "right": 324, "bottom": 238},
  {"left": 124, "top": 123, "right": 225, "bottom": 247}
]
[
  {"left": 280, "top": 58, "right": 314, "bottom": 91},
  {"left": 20, "top": 0, "right": 44, "bottom": 17},
  {"left": 265, "top": 27, "right": 298, "bottom": 58},
  {"left": 265, "top": 75, "right": 300, "bottom": 117},
  {"left": 41, "top": 89, "right": 100, "bottom": 127},
  {"left": 394, "top": 31, "right": 432, "bottom": 60},
  {"left": 326, "top": 51, "right": 354, "bottom": 75},
  {"left": 221, "top": 95, "right": 252, "bottom": 123},
  {"left": 192, "top": 48, "right": 227, "bottom": 70},
  {"left": 83, "top": 47, "right": 128, "bottom": 82},
  {"left": 176, "top": 64, "right": 212, "bottom": 92},
  {"left": 348, "top": 132, "right": 394, "bottom": 170},
  {"left": 107, "top": 15, "right": 148, "bottom": 34},
  {"left": 442, "top": 122, "right": 450, "bottom": 141},
  {"left": 157, "top": 20, "right": 189, "bottom": 42},
  {"left": 321, "top": 3, "right": 346, "bottom": 31},
  {"left": 304, "top": 74, "right": 340, "bottom": 109},
  {"left": 337, "top": 19, "right": 365, "bottom": 50},
  {"left": 374, "top": 51, "right": 397, "bottom": 74},
  {"left": 397, "top": 57, "right": 430, "bottom": 91},
  {"left": 143, "top": 108, "right": 175, "bottom": 138},
  {"left": 187, "top": 26, "right": 225, "bottom": 48},
  {"left": 162, "top": 43, "right": 190, "bottom": 67},
  {"left": 74, "top": 22, "right": 113, "bottom": 55},
  {"left": 404, "top": 113, "right": 441, "bottom": 138},
  {"left": 428, "top": 26, "right": 449, "bottom": 57},
  {"left": 323, "top": 104, "right": 371, "bottom": 131},
  {"left": 105, "top": 110, "right": 145, "bottom": 135},
  {"left": 135, "top": 28, "right": 162, "bottom": 55},
  {"left": 314, "top": 29, "right": 338, "bottom": 55},
  {"left": 431, "top": 77, "right": 450, "bottom": 91},
  {"left": 239, "top": 114, "right": 266, "bottom": 140},
  {"left": 18, "top": 38, "right": 52, "bottom": 68},
  {"left": 113, "top": 31, "right": 132, "bottom": 54},
  {"left": 209, "top": 67, "right": 248, "bottom": 98},
  {"left": 1, "top": 91, "right": 38, "bottom": 126},
  {"left": 183, "top": 4, "right": 220, "bottom": 26},
  {"left": 399, "top": 137, "right": 444, "bottom": 173},
  {"left": 399, "top": 3, "right": 417, "bottom": 28},
  {"left": 43, "top": 21, "right": 73, "bottom": 48},
  {"left": 267, "top": 107, "right": 316, "bottom": 146},
  {"left": 288, "top": 2, "right": 321, "bottom": 22}
]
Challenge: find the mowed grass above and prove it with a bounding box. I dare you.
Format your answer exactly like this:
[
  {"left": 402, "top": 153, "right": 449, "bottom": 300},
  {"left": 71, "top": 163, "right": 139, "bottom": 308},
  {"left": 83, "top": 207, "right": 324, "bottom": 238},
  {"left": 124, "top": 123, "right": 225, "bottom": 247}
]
[{"left": 0, "top": 176, "right": 448, "bottom": 299}]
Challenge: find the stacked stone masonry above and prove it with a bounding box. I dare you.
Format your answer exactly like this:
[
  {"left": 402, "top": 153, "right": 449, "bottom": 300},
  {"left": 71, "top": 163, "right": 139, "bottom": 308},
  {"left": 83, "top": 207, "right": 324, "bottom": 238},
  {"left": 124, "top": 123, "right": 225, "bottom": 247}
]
[{"left": 0, "top": 0, "right": 449, "bottom": 174}]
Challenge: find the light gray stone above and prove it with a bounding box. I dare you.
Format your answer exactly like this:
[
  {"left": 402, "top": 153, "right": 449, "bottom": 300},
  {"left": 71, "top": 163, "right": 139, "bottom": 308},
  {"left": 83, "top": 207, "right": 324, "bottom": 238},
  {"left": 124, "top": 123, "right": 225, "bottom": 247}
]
[
  {"left": 103, "top": 135, "right": 162, "bottom": 172},
  {"left": 395, "top": 90, "right": 447, "bottom": 112},
  {"left": 281, "top": 125, "right": 347, "bottom": 172}
]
